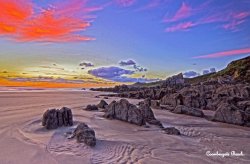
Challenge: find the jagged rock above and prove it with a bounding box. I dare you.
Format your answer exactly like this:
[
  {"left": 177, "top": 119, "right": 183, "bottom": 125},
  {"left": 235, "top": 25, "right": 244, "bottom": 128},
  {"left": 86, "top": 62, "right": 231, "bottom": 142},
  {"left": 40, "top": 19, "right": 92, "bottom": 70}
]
[
  {"left": 104, "top": 99, "right": 146, "bottom": 126},
  {"left": 212, "top": 103, "right": 244, "bottom": 125},
  {"left": 151, "top": 100, "right": 161, "bottom": 109},
  {"left": 173, "top": 105, "right": 204, "bottom": 117},
  {"left": 42, "top": 107, "right": 73, "bottom": 129},
  {"left": 139, "top": 103, "right": 163, "bottom": 127},
  {"left": 161, "top": 73, "right": 185, "bottom": 88},
  {"left": 84, "top": 105, "right": 98, "bottom": 111},
  {"left": 97, "top": 100, "right": 108, "bottom": 109},
  {"left": 162, "top": 127, "right": 181, "bottom": 135},
  {"left": 74, "top": 123, "right": 96, "bottom": 147},
  {"left": 95, "top": 96, "right": 100, "bottom": 98}
]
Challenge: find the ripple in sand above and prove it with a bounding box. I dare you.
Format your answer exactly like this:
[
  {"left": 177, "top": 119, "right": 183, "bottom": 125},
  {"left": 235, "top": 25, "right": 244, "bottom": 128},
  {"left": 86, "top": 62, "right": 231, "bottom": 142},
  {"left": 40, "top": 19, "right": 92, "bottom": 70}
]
[{"left": 20, "top": 119, "right": 149, "bottom": 163}]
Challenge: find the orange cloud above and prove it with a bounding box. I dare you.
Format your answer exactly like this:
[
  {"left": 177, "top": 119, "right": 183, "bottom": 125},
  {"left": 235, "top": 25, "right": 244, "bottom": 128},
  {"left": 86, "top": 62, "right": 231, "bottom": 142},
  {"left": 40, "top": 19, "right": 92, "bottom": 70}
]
[
  {"left": 0, "top": 0, "right": 98, "bottom": 42},
  {"left": 0, "top": 78, "right": 115, "bottom": 88},
  {"left": 193, "top": 48, "right": 250, "bottom": 59},
  {"left": 0, "top": 0, "right": 33, "bottom": 34}
]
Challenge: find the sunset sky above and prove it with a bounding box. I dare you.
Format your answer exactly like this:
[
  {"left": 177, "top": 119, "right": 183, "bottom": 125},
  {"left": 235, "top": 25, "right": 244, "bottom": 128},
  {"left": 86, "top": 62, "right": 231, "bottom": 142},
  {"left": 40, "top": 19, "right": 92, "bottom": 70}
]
[{"left": 0, "top": 0, "right": 250, "bottom": 88}]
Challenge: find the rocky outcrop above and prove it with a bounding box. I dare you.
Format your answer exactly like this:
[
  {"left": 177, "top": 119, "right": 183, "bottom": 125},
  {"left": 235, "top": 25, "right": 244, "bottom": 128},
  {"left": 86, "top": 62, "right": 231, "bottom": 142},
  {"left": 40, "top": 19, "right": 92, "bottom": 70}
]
[
  {"left": 212, "top": 100, "right": 250, "bottom": 126},
  {"left": 73, "top": 123, "right": 96, "bottom": 147},
  {"left": 84, "top": 105, "right": 98, "bottom": 111},
  {"left": 138, "top": 98, "right": 161, "bottom": 109},
  {"left": 161, "top": 73, "right": 186, "bottom": 88},
  {"left": 162, "top": 127, "right": 181, "bottom": 135},
  {"left": 104, "top": 99, "right": 162, "bottom": 127},
  {"left": 139, "top": 103, "right": 163, "bottom": 127},
  {"left": 104, "top": 99, "right": 146, "bottom": 126},
  {"left": 97, "top": 100, "right": 108, "bottom": 109},
  {"left": 42, "top": 107, "right": 73, "bottom": 129},
  {"left": 173, "top": 105, "right": 204, "bottom": 117}
]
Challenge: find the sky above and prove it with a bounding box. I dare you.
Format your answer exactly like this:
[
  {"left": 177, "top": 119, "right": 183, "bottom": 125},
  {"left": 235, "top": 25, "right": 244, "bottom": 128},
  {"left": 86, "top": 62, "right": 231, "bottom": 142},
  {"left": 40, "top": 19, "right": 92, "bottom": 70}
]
[{"left": 0, "top": 0, "right": 250, "bottom": 88}]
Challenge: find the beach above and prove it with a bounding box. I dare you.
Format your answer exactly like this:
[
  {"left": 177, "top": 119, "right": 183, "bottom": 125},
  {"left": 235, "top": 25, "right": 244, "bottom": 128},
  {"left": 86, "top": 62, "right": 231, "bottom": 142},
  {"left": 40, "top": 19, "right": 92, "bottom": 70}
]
[{"left": 0, "top": 90, "right": 249, "bottom": 164}]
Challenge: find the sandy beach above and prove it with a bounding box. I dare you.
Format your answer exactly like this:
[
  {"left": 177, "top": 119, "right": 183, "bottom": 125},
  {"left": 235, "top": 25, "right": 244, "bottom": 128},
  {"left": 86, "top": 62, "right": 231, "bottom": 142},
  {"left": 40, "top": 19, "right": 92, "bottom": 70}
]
[{"left": 0, "top": 90, "right": 249, "bottom": 164}]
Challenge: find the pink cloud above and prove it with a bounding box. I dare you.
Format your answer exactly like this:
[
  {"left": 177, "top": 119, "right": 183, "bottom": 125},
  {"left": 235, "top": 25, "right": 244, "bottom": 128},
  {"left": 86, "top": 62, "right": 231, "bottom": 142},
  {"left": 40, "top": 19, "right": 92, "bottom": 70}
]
[
  {"left": 164, "top": 2, "right": 192, "bottom": 22},
  {"left": 165, "top": 21, "right": 196, "bottom": 32},
  {"left": 0, "top": 0, "right": 100, "bottom": 42},
  {"left": 164, "top": 1, "right": 250, "bottom": 33},
  {"left": 222, "top": 20, "right": 245, "bottom": 31},
  {"left": 136, "top": 0, "right": 167, "bottom": 11},
  {"left": 115, "top": 0, "right": 136, "bottom": 7},
  {"left": 199, "top": 10, "right": 250, "bottom": 31},
  {"left": 193, "top": 48, "right": 250, "bottom": 59}
]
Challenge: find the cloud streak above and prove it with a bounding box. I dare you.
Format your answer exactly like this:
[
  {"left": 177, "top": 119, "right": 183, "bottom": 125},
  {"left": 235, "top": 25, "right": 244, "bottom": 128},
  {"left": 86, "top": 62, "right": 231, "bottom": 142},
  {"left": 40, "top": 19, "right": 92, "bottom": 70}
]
[
  {"left": 193, "top": 48, "right": 250, "bottom": 59},
  {"left": 164, "top": 2, "right": 192, "bottom": 23},
  {"left": 164, "top": 1, "right": 250, "bottom": 32},
  {"left": 165, "top": 21, "right": 196, "bottom": 32},
  {"left": 114, "top": 0, "right": 137, "bottom": 7},
  {"left": 79, "top": 61, "right": 94, "bottom": 67}
]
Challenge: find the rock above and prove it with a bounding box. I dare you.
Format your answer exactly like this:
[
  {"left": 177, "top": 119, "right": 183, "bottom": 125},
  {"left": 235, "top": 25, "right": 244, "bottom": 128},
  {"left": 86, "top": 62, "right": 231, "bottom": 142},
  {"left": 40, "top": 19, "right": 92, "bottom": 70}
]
[
  {"left": 173, "top": 105, "right": 204, "bottom": 117},
  {"left": 74, "top": 123, "right": 96, "bottom": 147},
  {"left": 161, "top": 73, "right": 185, "bottom": 88},
  {"left": 151, "top": 100, "right": 161, "bottom": 109},
  {"left": 104, "top": 99, "right": 146, "bottom": 126},
  {"left": 162, "top": 127, "right": 181, "bottom": 135},
  {"left": 97, "top": 100, "right": 108, "bottom": 109},
  {"left": 95, "top": 96, "right": 100, "bottom": 98},
  {"left": 104, "top": 96, "right": 109, "bottom": 99},
  {"left": 84, "top": 105, "right": 98, "bottom": 111},
  {"left": 42, "top": 107, "right": 73, "bottom": 129},
  {"left": 143, "top": 98, "right": 151, "bottom": 106},
  {"left": 212, "top": 103, "right": 244, "bottom": 125},
  {"left": 139, "top": 103, "right": 163, "bottom": 127}
]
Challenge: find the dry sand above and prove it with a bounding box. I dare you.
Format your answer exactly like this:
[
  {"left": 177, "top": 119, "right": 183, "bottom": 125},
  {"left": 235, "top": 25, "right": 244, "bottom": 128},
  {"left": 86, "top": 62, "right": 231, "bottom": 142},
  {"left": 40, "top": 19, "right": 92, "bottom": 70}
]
[{"left": 0, "top": 90, "right": 249, "bottom": 164}]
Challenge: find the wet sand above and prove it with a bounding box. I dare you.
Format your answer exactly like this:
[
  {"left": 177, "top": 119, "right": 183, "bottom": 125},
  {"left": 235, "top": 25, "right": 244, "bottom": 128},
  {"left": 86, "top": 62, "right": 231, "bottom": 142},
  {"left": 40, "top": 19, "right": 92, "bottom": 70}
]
[{"left": 0, "top": 91, "right": 249, "bottom": 164}]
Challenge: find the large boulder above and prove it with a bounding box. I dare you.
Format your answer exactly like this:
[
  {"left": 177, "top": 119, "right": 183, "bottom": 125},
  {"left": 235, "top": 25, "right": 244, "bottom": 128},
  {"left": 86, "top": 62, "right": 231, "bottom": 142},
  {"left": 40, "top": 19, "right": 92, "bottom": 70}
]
[
  {"left": 212, "top": 100, "right": 250, "bottom": 126},
  {"left": 212, "top": 103, "right": 244, "bottom": 125},
  {"left": 104, "top": 99, "right": 146, "bottom": 126},
  {"left": 173, "top": 105, "right": 204, "bottom": 117},
  {"left": 42, "top": 107, "right": 73, "bottom": 129},
  {"left": 97, "top": 100, "right": 108, "bottom": 109},
  {"left": 73, "top": 123, "right": 96, "bottom": 147},
  {"left": 139, "top": 103, "right": 162, "bottom": 127}
]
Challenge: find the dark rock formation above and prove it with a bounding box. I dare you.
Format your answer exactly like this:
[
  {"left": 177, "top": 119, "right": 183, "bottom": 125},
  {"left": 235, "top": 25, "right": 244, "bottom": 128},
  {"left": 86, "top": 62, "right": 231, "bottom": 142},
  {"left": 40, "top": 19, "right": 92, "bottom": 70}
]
[
  {"left": 212, "top": 100, "right": 250, "bottom": 126},
  {"left": 84, "top": 105, "right": 98, "bottom": 111},
  {"left": 104, "top": 99, "right": 163, "bottom": 127},
  {"left": 151, "top": 100, "right": 161, "bottom": 109},
  {"left": 74, "top": 123, "right": 96, "bottom": 147},
  {"left": 139, "top": 103, "right": 163, "bottom": 127},
  {"left": 138, "top": 98, "right": 161, "bottom": 109},
  {"left": 162, "top": 127, "right": 181, "bottom": 135},
  {"left": 104, "top": 99, "right": 146, "bottom": 126},
  {"left": 173, "top": 105, "right": 204, "bottom": 117},
  {"left": 97, "top": 100, "right": 108, "bottom": 109},
  {"left": 42, "top": 107, "right": 73, "bottom": 129},
  {"left": 161, "top": 73, "right": 186, "bottom": 88}
]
